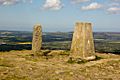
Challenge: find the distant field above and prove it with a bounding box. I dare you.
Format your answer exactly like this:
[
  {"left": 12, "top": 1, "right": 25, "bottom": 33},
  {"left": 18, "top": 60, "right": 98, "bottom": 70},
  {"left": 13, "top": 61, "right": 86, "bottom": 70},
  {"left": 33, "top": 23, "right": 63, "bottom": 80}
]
[
  {"left": 109, "top": 41, "right": 120, "bottom": 43},
  {"left": 17, "top": 42, "right": 32, "bottom": 44}
]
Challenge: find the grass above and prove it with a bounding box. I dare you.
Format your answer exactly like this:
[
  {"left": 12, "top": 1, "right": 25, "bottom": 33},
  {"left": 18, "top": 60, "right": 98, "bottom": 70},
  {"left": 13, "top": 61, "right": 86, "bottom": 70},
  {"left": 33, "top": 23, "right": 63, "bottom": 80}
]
[{"left": 0, "top": 50, "right": 120, "bottom": 80}]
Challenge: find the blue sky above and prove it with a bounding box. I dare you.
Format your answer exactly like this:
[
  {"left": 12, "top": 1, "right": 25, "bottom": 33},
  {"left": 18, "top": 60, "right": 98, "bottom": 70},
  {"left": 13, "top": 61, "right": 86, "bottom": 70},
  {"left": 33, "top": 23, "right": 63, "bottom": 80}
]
[{"left": 0, "top": 0, "right": 120, "bottom": 32}]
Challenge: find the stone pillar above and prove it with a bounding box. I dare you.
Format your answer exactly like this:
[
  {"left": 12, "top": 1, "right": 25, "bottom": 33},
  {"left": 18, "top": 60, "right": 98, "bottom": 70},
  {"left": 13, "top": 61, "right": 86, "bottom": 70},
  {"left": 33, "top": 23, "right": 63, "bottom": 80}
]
[
  {"left": 70, "top": 22, "right": 95, "bottom": 60},
  {"left": 32, "top": 24, "right": 42, "bottom": 54}
]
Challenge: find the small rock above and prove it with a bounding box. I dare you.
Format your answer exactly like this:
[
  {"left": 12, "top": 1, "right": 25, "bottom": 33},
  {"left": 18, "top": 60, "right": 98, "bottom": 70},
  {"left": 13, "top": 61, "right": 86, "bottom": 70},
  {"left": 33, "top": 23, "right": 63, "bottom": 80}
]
[
  {"left": 69, "top": 72, "right": 74, "bottom": 75},
  {"left": 29, "top": 67, "right": 33, "bottom": 70},
  {"left": 55, "top": 70, "right": 64, "bottom": 74}
]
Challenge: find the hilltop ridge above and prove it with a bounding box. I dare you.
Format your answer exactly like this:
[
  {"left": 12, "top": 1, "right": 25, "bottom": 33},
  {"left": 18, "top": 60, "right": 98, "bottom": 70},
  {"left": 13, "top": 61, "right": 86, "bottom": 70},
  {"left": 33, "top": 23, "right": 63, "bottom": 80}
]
[{"left": 0, "top": 50, "right": 120, "bottom": 80}]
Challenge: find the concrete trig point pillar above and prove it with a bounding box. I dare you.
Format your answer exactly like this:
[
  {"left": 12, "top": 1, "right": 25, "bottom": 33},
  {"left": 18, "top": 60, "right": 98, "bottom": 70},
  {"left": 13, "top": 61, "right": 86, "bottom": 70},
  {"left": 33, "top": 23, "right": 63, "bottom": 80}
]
[
  {"left": 70, "top": 22, "right": 96, "bottom": 60},
  {"left": 32, "top": 24, "right": 42, "bottom": 54}
]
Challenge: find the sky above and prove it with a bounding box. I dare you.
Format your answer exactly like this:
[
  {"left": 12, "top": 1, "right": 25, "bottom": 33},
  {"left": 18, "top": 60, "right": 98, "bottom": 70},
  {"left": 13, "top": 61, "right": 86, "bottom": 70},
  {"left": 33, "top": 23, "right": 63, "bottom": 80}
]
[{"left": 0, "top": 0, "right": 120, "bottom": 32}]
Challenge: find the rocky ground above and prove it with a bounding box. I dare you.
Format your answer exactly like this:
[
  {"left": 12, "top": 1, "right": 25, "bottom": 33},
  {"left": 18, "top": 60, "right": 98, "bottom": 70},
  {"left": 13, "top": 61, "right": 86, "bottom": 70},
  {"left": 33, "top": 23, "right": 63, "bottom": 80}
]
[{"left": 0, "top": 50, "right": 120, "bottom": 80}]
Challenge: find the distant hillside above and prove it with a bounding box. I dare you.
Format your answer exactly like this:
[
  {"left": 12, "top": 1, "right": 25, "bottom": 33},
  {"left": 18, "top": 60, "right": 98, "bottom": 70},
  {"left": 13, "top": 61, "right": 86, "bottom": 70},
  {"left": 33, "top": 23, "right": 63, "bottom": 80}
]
[
  {"left": 0, "top": 30, "right": 120, "bottom": 53},
  {"left": 0, "top": 30, "right": 120, "bottom": 42}
]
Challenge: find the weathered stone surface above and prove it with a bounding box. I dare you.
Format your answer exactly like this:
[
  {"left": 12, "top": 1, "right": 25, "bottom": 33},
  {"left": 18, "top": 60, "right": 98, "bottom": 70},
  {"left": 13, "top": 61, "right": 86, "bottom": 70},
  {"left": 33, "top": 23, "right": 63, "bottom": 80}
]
[
  {"left": 32, "top": 24, "right": 42, "bottom": 54},
  {"left": 70, "top": 22, "right": 95, "bottom": 60}
]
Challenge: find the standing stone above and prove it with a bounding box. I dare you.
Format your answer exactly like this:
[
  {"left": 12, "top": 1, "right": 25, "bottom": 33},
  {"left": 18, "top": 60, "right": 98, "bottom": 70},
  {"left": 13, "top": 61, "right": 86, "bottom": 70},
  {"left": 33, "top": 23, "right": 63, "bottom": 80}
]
[
  {"left": 70, "top": 22, "right": 96, "bottom": 60},
  {"left": 32, "top": 24, "right": 42, "bottom": 54}
]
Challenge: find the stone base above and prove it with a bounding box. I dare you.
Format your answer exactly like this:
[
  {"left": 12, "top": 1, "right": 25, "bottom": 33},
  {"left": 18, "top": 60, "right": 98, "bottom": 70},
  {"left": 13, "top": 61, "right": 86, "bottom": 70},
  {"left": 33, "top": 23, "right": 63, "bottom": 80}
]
[
  {"left": 68, "top": 55, "right": 96, "bottom": 64},
  {"left": 83, "top": 56, "right": 96, "bottom": 61}
]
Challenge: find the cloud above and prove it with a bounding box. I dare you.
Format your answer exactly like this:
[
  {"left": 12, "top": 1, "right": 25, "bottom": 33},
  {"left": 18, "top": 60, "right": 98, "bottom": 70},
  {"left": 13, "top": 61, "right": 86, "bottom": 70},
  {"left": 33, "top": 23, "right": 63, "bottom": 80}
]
[
  {"left": 107, "top": 0, "right": 120, "bottom": 14},
  {"left": 110, "top": 3, "right": 120, "bottom": 6},
  {"left": 81, "top": 2, "right": 103, "bottom": 10},
  {"left": 43, "top": 0, "right": 63, "bottom": 10},
  {"left": 107, "top": 7, "right": 120, "bottom": 14},
  {"left": 71, "top": 0, "right": 90, "bottom": 4},
  {"left": 111, "top": 0, "right": 120, "bottom": 2},
  {"left": 0, "top": 0, "right": 32, "bottom": 5},
  {"left": 0, "top": 0, "right": 19, "bottom": 5}
]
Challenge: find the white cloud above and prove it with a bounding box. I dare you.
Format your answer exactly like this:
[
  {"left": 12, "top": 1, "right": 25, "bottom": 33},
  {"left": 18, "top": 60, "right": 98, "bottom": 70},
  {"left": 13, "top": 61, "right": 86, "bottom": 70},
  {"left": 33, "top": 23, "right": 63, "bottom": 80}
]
[
  {"left": 0, "top": 0, "right": 32, "bottom": 5},
  {"left": 81, "top": 2, "right": 103, "bottom": 10},
  {"left": 111, "top": 0, "right": 120, "bottom": 2},
  {"left": 0, "top": 0, "right": 19, "bottom": 5},
  {"left": 71, "top": 0, "right": 90, "bottom": 4},
  {"left": 110, "top": 3, "right": 120, "bottom": 6},
  {"left": 107, "top": 7, "right": 120, "bottom": 14},
  {"left": 43, "top": 0, "right": 63, "bottom": 10}
]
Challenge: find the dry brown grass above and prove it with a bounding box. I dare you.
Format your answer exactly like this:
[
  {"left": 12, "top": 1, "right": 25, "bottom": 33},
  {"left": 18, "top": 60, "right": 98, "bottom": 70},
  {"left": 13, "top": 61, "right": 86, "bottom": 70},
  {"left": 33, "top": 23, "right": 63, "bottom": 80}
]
[{"left": 0, "top": 50, "right": 120, "bottom": 80}]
